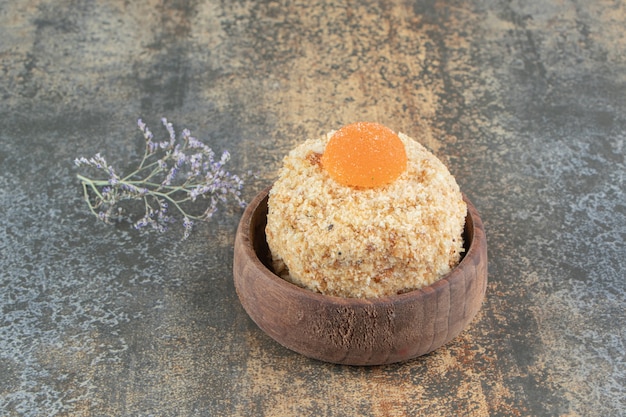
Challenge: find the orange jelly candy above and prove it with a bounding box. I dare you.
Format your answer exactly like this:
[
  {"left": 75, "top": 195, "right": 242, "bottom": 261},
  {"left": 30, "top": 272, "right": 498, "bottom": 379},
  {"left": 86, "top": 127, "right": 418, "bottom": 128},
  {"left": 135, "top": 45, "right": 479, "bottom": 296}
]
[{"left": 321, "top": 122, "right": 407, "bottom": 188}]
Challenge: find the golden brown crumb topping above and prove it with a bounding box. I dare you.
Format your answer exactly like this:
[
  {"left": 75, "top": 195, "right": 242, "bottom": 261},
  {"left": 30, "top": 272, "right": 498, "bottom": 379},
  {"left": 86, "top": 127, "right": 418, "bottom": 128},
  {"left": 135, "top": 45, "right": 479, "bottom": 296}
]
[{"left": 265, "top": 130, "right": 466, "bottom": 298}]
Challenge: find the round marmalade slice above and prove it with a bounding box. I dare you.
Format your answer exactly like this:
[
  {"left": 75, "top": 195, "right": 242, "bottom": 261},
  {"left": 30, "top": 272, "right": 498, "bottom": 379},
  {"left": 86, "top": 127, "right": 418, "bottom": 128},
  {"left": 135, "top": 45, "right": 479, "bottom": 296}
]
[{"left": 321, "top": 122, "right": 407, "bottom": 188}]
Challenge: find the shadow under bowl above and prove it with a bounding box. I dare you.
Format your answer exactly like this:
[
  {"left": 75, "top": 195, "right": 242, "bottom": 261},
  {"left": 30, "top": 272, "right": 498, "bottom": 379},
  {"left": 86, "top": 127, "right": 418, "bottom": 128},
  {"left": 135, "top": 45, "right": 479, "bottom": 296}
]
[{"left": 233, "top": 186, "right": 487, "bottom": 366}]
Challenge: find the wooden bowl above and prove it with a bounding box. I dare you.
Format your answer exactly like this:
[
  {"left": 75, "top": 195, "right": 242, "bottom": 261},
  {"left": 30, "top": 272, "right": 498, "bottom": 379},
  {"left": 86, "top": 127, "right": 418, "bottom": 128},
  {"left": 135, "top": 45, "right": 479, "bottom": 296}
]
[{"left": 233, "top": 186, "right": 487, "bottom": 366}]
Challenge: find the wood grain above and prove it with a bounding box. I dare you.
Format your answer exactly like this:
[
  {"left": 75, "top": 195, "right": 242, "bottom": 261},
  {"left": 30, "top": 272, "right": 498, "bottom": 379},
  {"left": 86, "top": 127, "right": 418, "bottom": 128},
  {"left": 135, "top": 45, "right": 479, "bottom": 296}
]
[{"left": 234, "top": 186, "right": 488, "bottom": 366}]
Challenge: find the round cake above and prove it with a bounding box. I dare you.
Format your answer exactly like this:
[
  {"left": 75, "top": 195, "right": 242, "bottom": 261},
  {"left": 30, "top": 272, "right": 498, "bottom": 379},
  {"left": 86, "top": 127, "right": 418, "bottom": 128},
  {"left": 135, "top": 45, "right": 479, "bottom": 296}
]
[{"left": 265, "top": 122, "right": 467, "bottom": 298}]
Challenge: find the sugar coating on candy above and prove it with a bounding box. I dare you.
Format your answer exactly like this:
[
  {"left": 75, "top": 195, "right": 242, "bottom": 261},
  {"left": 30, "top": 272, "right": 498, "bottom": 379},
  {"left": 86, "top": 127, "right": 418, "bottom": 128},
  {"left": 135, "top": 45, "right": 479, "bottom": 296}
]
[
  {"left": 266, "top": 127, "right": 467, "bottom": 299},
  {"left": 321, "top": 122, "right": 407, "bottom": 188}
]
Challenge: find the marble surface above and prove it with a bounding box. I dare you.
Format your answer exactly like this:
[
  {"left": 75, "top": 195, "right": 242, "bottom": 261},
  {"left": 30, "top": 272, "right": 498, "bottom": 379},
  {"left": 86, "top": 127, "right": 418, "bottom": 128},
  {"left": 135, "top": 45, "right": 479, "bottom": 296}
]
[{"left": 0, "top": 0, "right": 624, "bottom": 415}]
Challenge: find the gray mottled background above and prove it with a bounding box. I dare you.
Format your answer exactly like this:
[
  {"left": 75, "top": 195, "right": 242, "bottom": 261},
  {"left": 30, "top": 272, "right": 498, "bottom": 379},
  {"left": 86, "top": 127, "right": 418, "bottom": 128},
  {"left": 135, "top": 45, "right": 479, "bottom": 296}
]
[{"left": 0, "top": 0, "right": 624, "bottom": 416}]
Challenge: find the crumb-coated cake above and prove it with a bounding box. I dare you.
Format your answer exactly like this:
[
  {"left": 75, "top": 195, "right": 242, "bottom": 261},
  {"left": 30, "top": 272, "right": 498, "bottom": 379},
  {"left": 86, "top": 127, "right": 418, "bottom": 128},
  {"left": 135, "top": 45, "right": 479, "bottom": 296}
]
[{"left": 265, "top": 122, "right": 467, "bottom": 298}]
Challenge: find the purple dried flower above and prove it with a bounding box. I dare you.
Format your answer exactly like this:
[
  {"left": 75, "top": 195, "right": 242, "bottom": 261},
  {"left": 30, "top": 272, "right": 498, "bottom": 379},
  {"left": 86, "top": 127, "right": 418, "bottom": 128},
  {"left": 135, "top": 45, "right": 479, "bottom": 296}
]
[
  {"left": 162, "top": 118, "right": 176, "bottom": 146},
  {"left": 75, "top": 118, "right": 247, "bottom": 239},
  {"left": 138, "top": 119, "right": 154, "bottom": 142},
  {"left": 162, "top": 166, "right": 179, "bottom": 187},
  {"left": 182, "top": 217, "right": 193, "bottom": 240},
  {"left": 133, "top": 215, "right": 151, "bottom": 230}
]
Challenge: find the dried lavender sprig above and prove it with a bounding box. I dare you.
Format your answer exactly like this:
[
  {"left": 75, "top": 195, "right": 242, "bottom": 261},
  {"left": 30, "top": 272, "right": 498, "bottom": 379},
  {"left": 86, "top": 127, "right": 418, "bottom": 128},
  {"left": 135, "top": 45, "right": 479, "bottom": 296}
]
[{"left": 75, "top": 118, "right": 246, "bottom": 239}]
